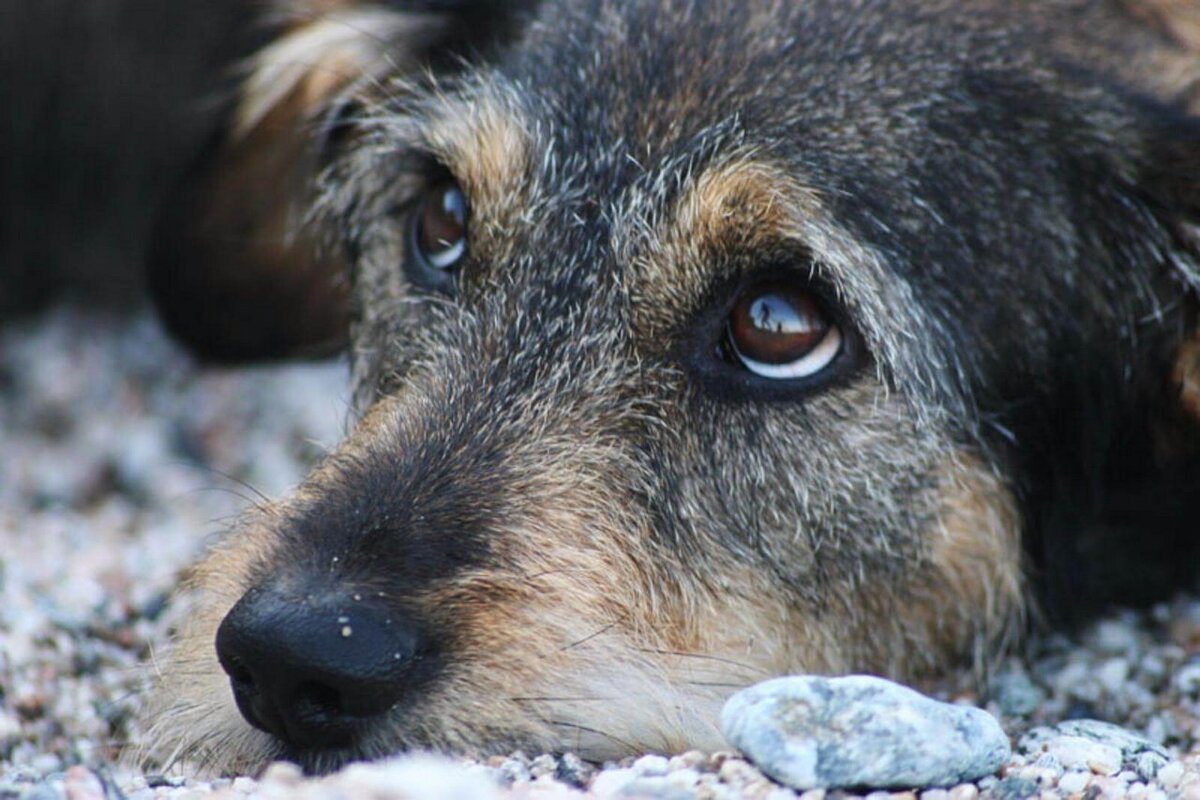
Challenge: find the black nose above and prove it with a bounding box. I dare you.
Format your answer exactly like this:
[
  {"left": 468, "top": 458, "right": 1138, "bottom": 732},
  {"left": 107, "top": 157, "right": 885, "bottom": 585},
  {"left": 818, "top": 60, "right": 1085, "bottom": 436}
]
[{"left": 215, "top": 586, "right": 420, "bottom": 750}]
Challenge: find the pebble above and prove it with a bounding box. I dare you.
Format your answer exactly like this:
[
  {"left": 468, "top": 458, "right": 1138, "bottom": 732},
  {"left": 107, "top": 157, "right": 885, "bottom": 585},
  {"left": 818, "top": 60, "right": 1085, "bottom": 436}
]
[
  {"left": 1058, "top": 772, "right": 1091, "bottom": 794},
  {"left": 1045, "top": 736, "right": 1122, "bottom": 775},
  {"left": 1135, "top": 753, "right": 1166, "bottom": 781},
  {"left": 1154, "top": 761, "right": 1184, "bottom": 789},
  {"left": 1019, "top": 720, "right": 1169, "bottom": 780},
  {"left": 1172, "top": 663, "right": 1200, "bottom": 696},
  {"left": 635, "top": 755, "right": 673, "bottom": 777},
  {"left": 721, "top": 675, "right": 1010, "bottom": 790},
  {"left": 530, "top": 754, "right": 558, "bottom": 779},
  {"left": 556, "top": 753, "right": 594, "bottom": 787},
  {"left": 63, "top": 767, "right": 105, "bottom": 800},
  {"left": 591, "top": 768, "right": 638, "bottom": 797},
  {"left": 992, "top": 668, "right": 1045, "bottom": 717},
  {"left": 990, "top": 776, "right": 1039, "bottom": 800}
]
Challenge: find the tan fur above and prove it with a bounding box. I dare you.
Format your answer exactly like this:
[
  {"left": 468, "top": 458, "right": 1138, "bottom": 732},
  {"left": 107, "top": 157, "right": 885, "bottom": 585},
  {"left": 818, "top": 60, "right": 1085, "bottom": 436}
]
[
  {"left": 1124, "top": 0, "right": 1200, "bottom": 52},
  {"left": 1114, "top": 0, "right": 1200, "bottom": 111},
  {"left": 415, "top": 88, "right": 534, "bottom": 267},
  {"left": 623, "top": 158, "right": 828, "bottom": 343},
  {"left": 1174, "top": 330, "right": 1200, "bottom": 420},
  {"left": 914, "top": 456, "right": 1025, "bottom": 667},
  {"left": 138, "top": 523, "right": 282, "bottom": 774},
  {"left": 235, "top": 8, "right": 431, "bottom": 138}
]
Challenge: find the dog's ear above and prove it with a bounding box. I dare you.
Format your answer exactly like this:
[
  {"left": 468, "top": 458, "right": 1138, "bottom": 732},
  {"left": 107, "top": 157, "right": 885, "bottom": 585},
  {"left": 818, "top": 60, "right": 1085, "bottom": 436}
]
[
  {"left": 1153, "top": 142, "right": 1200, "bottom": 423},
  {"left": 1123, "top": 0, "right": 1200, "bottom": 52},
  {"left": 1121, "top": 0, "right": 1200, "bottom": 421},
  {"left": 148, "top": 1, "right": 527, "bottom": 362},
  {"left": 1130, "top": 122, "right": 1200, "bottom": 438}
]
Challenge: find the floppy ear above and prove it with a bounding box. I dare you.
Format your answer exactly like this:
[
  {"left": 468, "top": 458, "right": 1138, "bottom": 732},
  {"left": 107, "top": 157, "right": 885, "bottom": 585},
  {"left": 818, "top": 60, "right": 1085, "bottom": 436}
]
[
  {"left": 1124, "top": 0, "right": 1200, "bottom": 53},
  {"left": 1121, "top": 0, "right": 1200, "bottom": 420},
  {"left": 148, "top": 1, "right": 525, "bottom": 362},
  {"left": 1159, "top": 151, "right": 1200, "bottom": 422}
]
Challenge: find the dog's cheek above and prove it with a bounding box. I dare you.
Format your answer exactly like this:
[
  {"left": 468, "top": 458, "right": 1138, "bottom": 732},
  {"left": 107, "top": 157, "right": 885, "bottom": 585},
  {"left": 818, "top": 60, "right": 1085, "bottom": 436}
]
[
  {"left": 907, "top": 454, "right": 1025, "bottom": 665},
  {"left": 134, "top": 518, "right": 286, "bottom": 775},
  {"left": 363, "top": 486, "right": 808, "bottom": 760}
]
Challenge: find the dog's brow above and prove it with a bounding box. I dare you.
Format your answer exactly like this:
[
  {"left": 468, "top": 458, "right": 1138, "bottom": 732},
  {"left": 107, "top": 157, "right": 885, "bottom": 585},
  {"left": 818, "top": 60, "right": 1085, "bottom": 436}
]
[
  {"left": 414, "top": 85, "right": 532, "bottom": 210},
  {"left": 627, "top": 158, "right": 832, "bottom": 337}
]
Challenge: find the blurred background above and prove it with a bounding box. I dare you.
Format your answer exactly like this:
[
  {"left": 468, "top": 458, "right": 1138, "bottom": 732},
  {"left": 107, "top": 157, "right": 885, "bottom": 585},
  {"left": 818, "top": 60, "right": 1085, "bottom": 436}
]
[{"left": 0, "top": 0, "right": 265, "bottom": 319}]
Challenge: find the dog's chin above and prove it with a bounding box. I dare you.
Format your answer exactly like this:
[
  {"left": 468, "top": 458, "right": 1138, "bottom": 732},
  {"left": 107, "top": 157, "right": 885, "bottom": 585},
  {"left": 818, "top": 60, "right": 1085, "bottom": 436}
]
[
  {"left": 278, "top": 742, "right": 376, "bottom": 776},
  {"left": 270, "top": 726, "right": 549, "bottom": 777}
]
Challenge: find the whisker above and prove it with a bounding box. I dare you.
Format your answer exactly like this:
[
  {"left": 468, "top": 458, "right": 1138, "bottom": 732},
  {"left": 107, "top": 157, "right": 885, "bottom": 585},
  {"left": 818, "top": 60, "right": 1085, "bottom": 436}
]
[
  {"left": 633, "top": 648, "right": 768, "bottom": 676},
  {"left": 546, "top": 721, "right": 638, "bottom": 752},
  {"left": 561, "top": 616, "right": 625, "bottom": 651},
  {"left": 509, "top": 695, "right": 610, "bottom": 703}
]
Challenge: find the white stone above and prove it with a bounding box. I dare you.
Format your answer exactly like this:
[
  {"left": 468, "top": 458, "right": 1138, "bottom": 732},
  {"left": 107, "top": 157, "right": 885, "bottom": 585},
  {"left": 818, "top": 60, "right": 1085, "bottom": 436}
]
[
  {"left": 1058, "top": 771, "right": 1091, "bottom": 794},
  {"left": 1154, "top": 761, "right": 1185, "bottom": 789},
  {"left": 721, "top": 676, "right": 1010, "bottom": 790}
]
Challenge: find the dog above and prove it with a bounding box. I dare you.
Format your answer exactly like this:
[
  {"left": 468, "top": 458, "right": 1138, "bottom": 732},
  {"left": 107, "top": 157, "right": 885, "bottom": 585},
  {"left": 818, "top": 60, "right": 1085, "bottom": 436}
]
[{"left": 140, "top": 0, "right": 1200, "bottom": 776}]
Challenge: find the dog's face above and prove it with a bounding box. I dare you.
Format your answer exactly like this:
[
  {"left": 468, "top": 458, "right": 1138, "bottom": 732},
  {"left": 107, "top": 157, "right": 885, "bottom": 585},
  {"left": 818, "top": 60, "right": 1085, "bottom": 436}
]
[{"left": 143, "top": 0, "right": 1200, "bottom": 775}]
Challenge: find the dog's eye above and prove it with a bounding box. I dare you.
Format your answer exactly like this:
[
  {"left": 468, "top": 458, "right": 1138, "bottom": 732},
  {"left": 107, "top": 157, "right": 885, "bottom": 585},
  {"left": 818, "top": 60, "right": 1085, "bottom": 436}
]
[
  {"left": 726, "top": 281, "right": 842, "bottom": 379},
  {"left": 408, "top": 180, "right": 468, "bottom": 289}
]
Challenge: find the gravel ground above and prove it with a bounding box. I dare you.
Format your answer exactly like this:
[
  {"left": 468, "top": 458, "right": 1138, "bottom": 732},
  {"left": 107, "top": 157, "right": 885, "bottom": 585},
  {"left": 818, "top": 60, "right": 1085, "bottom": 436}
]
[{"left": 5, "top": 306, "right": 1200, "bottom": 799}]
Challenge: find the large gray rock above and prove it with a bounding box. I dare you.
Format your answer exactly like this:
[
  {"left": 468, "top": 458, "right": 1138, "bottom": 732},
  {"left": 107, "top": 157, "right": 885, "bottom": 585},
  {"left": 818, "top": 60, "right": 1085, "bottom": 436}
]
[{"left": 720, "top": 675, "right": 1011, "bottom": 790}]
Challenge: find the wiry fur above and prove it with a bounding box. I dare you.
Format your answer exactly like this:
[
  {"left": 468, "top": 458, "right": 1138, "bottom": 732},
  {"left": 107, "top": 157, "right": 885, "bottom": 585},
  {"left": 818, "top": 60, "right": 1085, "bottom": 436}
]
[{"left": 140, "top": 0, "right": 1200, "bottom": 775}]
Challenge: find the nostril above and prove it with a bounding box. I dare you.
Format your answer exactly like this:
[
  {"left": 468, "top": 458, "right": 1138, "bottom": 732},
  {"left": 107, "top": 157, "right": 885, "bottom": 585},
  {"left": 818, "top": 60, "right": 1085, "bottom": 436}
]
[
  {"left": 294, "top": 681, "right": 343, "bottom": 720},
  {"left": 224, "top": 656, "right": 253, "bottom": 689}
]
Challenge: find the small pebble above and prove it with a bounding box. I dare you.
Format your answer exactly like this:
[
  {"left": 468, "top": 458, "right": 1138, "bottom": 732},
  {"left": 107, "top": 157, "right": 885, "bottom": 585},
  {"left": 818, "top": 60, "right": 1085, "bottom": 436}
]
[
  {"left": 63, "top": 767, "right": 105, "bottom": 800},
  {"left": 530, "top": 753, "right": 557, "bottom": 779},
  {"left": 670, "top": 751, "right": 708, "bottom": 772},
  {"left": 1058, "top": 771, "right": 1091, "bottom": 794},
  {"left": 556, "top": 753, "right": 594, "bottom": 787},
  {"left": 1154, "top": 761, "right": 1184, "bottom": 789},
  {"left": 992, "top": 668, "right": 1045, "bottom": 717},
  {"left": 591, "top": 768, "right": 638, "bottom": 796},
  {"left": 497, "top": 757, "right": 532, "bottom": 785},
  {"left": 634, "top": 755, "right": 672, "bottom": 777},
  {"left": 261, "top": 761, "right": 304, "bottom": 785},
  {"left": 231, "top": 776, "right": 257, "bottom": 793},
  {"left": 1135, "top": 752, "right": 1167, "bottom": 781},
  {"left": 990, "top": 776, "right": 1039, "bottom": 800},
  {"left": 1032, "top": 753, "right": 1064, "bottom": 776}
]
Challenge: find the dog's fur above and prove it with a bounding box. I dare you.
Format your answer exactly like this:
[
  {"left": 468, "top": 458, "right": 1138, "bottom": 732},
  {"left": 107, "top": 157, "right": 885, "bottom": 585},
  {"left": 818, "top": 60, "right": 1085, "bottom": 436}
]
[{"left": 142, "top": 0, "right": 1200, "bottom": 775}]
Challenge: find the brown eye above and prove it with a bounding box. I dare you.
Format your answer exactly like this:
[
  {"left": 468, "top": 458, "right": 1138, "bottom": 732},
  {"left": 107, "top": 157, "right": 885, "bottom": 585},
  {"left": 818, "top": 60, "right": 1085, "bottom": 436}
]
[
  {"left": 410, "top": 180, "right": 468, "bottom": 281},
  {"left": 727, "top": 281, "right": 842, "bottom": 379}
]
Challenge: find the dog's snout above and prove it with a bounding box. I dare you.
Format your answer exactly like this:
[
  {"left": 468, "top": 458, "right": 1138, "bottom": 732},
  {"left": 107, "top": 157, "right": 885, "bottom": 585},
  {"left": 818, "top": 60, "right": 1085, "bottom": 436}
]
[{"left": 215, "top": 587, "right": 420, "bottom": 750}]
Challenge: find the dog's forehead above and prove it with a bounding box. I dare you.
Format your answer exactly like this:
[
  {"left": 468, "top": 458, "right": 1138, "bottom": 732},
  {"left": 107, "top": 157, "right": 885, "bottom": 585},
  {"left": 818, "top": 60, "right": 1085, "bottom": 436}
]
[
  {"left": 354, "top": 0, "right": 1128, "bottom": 417},
  {"left": 405, "top": 0, "right": 1049, "bottom": 256}
]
